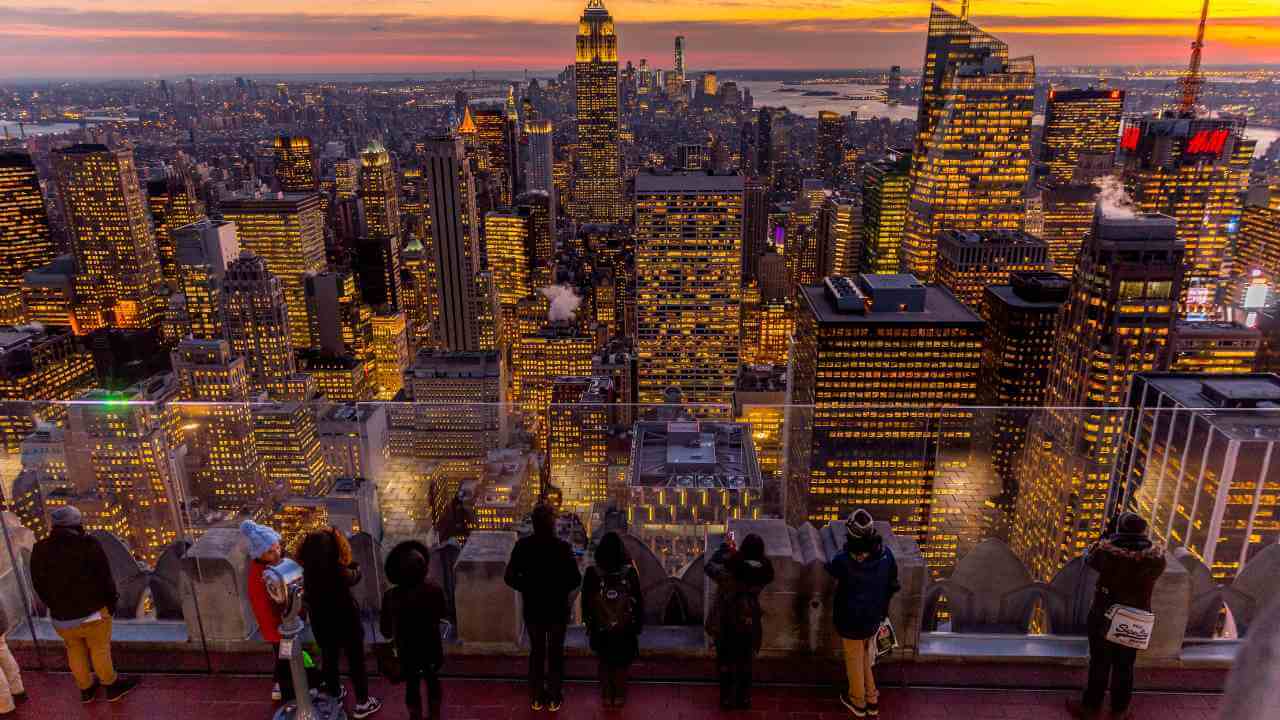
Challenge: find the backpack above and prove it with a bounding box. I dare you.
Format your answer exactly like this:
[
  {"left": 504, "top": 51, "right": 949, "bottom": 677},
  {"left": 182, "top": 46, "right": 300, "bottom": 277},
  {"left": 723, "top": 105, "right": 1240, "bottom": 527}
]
[{"left": 591, "top": 570, "right": 636, "bottom": 635}]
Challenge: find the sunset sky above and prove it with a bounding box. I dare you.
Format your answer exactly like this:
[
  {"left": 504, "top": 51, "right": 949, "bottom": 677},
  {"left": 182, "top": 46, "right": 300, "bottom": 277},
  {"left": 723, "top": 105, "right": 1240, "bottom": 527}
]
[{"left": 3, "top": 1, "right": 1278, "bottom": 78}]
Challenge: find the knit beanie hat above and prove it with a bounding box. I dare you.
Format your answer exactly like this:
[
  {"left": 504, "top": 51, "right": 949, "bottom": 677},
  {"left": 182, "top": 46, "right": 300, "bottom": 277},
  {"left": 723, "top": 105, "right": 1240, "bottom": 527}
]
[
  {"left": 240, "top": 520, "right": 282, "bottom": 560},
  {"left": 51, "top": 505, "right": 83, "bottom": 528},
  {"left": 845, "top": 508, "right": 874, "bottom": 539},
  {"left": 1117, "top": 512, "right": 1149, "bottom": 537}
]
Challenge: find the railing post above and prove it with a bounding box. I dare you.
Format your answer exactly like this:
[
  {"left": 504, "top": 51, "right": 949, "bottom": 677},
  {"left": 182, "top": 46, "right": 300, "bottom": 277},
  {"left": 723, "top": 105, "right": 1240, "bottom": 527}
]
[
  {"left": 454, "top": 531, "right": 521, "bottom": 649},
  {"left": 180, "top": 528, "right": 257, "bottom": 642}
]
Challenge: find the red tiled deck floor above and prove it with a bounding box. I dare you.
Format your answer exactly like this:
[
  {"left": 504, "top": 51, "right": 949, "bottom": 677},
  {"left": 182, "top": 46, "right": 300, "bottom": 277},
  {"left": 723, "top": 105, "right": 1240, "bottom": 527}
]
[{"left": 10, "top": 672, "right": 1222, "bottom": 720}]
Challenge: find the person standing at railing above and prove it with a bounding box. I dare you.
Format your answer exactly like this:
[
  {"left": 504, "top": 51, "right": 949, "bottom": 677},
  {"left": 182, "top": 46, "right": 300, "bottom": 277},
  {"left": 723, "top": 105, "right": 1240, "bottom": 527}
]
[
  {"left": 704, "top": 531, "right": 774, "bottom": 711},
  {"left": 581, "top": 531, "right": 643, "bottom": 708},
  {"left": 241, "top": 520, "right": 295, "bottom": 706},
  {"left": 380, "top": 541, "right": 448, "bottom": 720},
  {"left": 1068, "top": 512, "right": 1166, "bottom": 720},
  {"left": 30, "top": 506, "right": 139, "bottom": 704},
  {"left": 825, "top": 510, "right": 899, "bottom": 718},
  {"left": 503, "top": 502, "right": 582, "bottom": 712},
  {"left": 297, "top": 527, "right": 383, "bottom": 719}
]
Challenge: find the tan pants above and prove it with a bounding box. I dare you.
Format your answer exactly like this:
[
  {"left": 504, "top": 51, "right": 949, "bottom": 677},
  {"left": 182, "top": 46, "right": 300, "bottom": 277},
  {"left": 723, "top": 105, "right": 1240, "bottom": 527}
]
[
  {"left": 54, "top": 611, "right": 116, "bottom": 691},
  {"left": 0, "top": 635, "right": 23, "bottom": 713},
  {"left": 842, "top": 636, "right": 878, "bottom": 708}
]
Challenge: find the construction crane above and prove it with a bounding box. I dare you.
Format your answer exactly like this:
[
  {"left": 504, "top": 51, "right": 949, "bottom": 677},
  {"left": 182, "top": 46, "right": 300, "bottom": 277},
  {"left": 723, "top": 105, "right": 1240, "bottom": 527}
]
[{"left": 1178, "top": 0, "right": 1210, "bottom": 114}]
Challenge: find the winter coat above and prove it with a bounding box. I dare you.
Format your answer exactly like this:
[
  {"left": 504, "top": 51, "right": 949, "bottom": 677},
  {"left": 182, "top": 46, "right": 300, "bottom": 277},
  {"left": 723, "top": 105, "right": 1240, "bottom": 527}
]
[
  {"left": 380, "top": 541, "right": 448, "bottom": 671},
  {"left": 504, "top": 531, "right": 582, "bottom": 625},
  {"left": 1086, "top": 534, "right": 1166, "bottom": 613},
  {"left": 247, "top": 558, "right": 283, "bottom": 643},
  {"left": 31, "top": 527, "right": 118, "bottom": 622},
  {"left": 298, "top": 531, "right": 363, "bottom": 637},
  {"left": 825, "top": 535, "right": 900, "bottom": 640},
  {"left": 581, "top": 564, "right": 643, "bottom": 666},
  {"left": 704, "top": 543, "right": 775, "bottom": 655}
]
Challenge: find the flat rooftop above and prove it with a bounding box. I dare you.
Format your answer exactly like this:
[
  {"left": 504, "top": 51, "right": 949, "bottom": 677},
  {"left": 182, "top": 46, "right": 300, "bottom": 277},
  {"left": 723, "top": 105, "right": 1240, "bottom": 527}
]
[
  {"left": 631, "top": 420, "right": 760, "bottom": 490},
  {"left": 801, "top": 283, "right": 983, "bottom": 326},
  {"left": 634, "top": 171, "right": 745, "bottom": 194}
]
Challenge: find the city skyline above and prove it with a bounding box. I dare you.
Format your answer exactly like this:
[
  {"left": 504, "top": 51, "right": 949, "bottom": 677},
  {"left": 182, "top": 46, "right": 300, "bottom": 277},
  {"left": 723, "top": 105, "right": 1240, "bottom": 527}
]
[{"left": 3, "top": 1, "right": 1279, "bottom": 77}]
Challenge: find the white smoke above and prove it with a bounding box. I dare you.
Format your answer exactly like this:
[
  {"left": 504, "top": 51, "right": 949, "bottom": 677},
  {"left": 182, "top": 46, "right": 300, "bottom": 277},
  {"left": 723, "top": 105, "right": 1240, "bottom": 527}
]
[
  {"left": 540, "top": 284, "right": 581, "bottom": 322},
  {"left": 1093, "top": 175, "right": 1137, "bottom": 220}
]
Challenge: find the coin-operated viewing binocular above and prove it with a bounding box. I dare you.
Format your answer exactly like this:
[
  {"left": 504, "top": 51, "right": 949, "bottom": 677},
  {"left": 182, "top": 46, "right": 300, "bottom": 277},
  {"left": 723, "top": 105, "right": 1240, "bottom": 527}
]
[{"left": 267, "top": 558, "right": 347, "bottom": 720}]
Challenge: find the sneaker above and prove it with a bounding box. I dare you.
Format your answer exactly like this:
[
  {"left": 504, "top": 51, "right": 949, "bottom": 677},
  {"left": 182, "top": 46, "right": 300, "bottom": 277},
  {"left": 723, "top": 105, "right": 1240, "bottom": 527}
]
[
  {"left": 867, "top": 701, "right": 879, "bottom": 716},
  {"left": 11, "top": 692, "right": 27, "bottom": 704},
  {"left": 352, "top": 697, "right": 382, "bottom": 719},
  {"left": 271, "top": 683, "right": 282, "bottom": 701},
  {"left": 80, "top": 681, "right": 100, "bottom": 704},
  {"left": 531, "top": 697, "right": 544, "bottom": 711},
  {"left": 840, "top": 694, "right": 867, "bottom": 718},
  {"left": 548, "top": 698, "right": 562, "bottom": 712},
  {"left": 106, "top": 677, "right": 140, "bottom": 703}
]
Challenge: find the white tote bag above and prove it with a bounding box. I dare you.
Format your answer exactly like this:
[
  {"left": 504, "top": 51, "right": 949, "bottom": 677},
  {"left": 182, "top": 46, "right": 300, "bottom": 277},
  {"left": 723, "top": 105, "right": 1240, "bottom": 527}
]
[{"left": 1104, "top": 604, "right": 1155, "bottom": 650}]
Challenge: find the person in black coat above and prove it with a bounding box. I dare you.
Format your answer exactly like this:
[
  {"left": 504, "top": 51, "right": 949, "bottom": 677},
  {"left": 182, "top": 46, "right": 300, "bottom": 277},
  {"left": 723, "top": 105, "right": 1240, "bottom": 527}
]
[
  {"left": 1069, "top": 512, "right": 1167, "bottom": 720},
  {"left": 503, "top": 503, "right": 582, "bottom": 711},
  {"left": 581, "top": 532, "right": 643, "bottom": 708},
  {"left": 824, "top": 509, "right": 899, "bottom": 718},
  {"left": 380, "top": 541, "right": 448, "bottom": 720},
  {"left": 704, "top": 532, "right": 774, "bottom": 710},
  {"left": 30, "top": 505, "right": 138, "bottom": 703},
  {"left": 296, "top": 528, "right": 382, "bottom": 718}
]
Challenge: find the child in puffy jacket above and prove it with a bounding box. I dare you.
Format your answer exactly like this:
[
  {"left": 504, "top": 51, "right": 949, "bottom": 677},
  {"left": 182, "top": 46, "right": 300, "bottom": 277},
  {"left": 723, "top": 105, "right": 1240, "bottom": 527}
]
[{"left": 241, "top": 521, "right": 294, "bottom": 705}]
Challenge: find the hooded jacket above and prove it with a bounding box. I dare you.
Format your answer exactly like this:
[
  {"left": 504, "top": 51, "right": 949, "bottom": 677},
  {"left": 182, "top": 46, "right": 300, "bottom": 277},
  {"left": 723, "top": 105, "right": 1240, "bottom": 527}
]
[
  {"left": 31, "top": 527, "right": 118, "bottom": 622},
  {"left": 704, "top": 541, "right": 775, "bottom": 654},
  {"left": 380, "top": 540, "right": 448, "bottom": 669},
  {"left": 825, "top": 532, "right": 900, "bottom": 640},
  {"left": 1086, "top": 534, "right": 1166, "bottom": 613},
  {"left": 297, "top": 529, "right": 363, "bottom": 636}
]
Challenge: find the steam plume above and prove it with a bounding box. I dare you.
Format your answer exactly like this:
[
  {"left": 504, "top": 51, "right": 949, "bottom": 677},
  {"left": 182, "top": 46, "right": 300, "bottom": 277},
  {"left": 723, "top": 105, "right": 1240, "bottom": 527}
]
[
  {"left": 540, "top": 284, "right": 581, "bottom": 322},
  {"left": 1093, "top": 175, "right": 1137, "bottom": 220}
]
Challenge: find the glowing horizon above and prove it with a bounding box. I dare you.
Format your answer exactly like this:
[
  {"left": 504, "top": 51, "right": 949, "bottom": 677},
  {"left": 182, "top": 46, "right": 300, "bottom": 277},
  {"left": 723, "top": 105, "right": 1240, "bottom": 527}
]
[{"left": 1, "top": 1, "right": 1277, "bottom": 78}]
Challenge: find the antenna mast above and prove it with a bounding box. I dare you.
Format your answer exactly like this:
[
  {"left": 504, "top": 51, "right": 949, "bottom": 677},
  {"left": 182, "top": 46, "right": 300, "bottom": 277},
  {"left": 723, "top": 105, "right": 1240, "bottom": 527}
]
[
  {"left": 960, "top": 0, "right": 969, "bottom": 20},
  {"left": 1178, "top": 0, "right": 1210, "bottom": 114}
]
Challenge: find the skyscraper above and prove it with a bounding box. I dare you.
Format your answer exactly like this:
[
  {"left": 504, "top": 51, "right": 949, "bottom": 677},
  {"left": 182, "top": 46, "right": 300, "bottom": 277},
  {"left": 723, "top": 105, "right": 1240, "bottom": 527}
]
[
  {"left": 1013, "top": 211, "right": 1183, "bottom": 581},
  {"left": 1034, "top": 182, "right": 1098, "bottom": 281},
  {"left": 935, "top": 229, "right": 1049, "bottom": 310},
  {"left": 978, "top": 272, "right": 1069, "bottom": 513},
  {"left": 512, "top": 322, "right": 596, "bottom": 421},
  {"left": 547, "top": 376, "right": 613, "bottom": 515},
  {"left": 1120, "top": 115, "right": 1252, "bottom": 315},
  {"left": 423, "top": 135, "right": 482, "bottom": 351},
  {"left": 370, "top": 310, "right": 409, "bottom": 400},
  {"left": 147, "top": 171, "right": 205, "bottom": 291},
  {"left": 1167, "top": 320, "right": 1260, "bottom": 374},
  {"left": 273, "top": 135, "right": 318, "bottom": 193},
  {"left": 674, "top": 35, "right": 686, "bottom": 83},
  {"left": 1232, "top": 204, "right": 1280, "bottom": 304},
  {"left": 473, "top": 108, "right": 520, "bottom": 206},
  {"left": 1116, "top": 373, "right": 1280, "bottom": 581},
  {"left": 861, "top": 150, "right": 911, "bottom": 274},
  {"left": 1041, "top": 88, "right": 1125, "bottom": 185},
  {"left": 220, "top": 193, "right": 327, "bottom": 349},
  {"left": 515, "top": 191, "right": 556, "bottom": 286},
  {"left": 817, "top": 111, "right": 846, "bottom": 185},
  {"left": 787, "top": 274, "right": 984, "bottom": 565},
  {"left": 524, "top": 120, "right": 556, "bottom": 209},
  {"left": 253, "top": 401, "right": 332, "bottom": 496},
  {"left": 173, "top": 218, "right": 239, "bottom": 341},
  {"left": 224, "top": 252, "right": 298, "bottom": 398},
  {"left": 635, "top": 172, "right": 743, "bottom": 406},
  {"left": 742, "top": 177, "right": 769, "bottom": 283},
  {"left": 485, "top": 208, "right": 534, "bottom": 343},
  {"left": 573, "top": 0, "right": 623, "bottom": 224},
  {"left": 53, "top": 144, "right": 167, "bottom": 329},
  {"left": 819, "top": 195, "right": 862, "bottom": 277},
  {"left": 905, "top": 7, "right": 1033, "bottom": 280},
  {"left": 0, "top": 153, "right": 59, "bottom": 291},
  {"left": 356, "top": 141, "right": 403, "bottom": 311}
]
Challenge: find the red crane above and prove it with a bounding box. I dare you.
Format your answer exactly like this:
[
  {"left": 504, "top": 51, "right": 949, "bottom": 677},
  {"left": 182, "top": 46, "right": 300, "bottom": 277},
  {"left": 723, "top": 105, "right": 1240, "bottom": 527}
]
[{"left": 1178, "top": 0, "right": 1210, "bottom": 114}]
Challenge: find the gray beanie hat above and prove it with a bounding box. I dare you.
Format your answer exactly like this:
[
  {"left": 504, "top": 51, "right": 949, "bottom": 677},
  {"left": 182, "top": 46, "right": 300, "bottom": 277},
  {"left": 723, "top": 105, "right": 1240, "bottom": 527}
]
[{"left": 51, "top": 505, "right": 83, "bottom": 528}]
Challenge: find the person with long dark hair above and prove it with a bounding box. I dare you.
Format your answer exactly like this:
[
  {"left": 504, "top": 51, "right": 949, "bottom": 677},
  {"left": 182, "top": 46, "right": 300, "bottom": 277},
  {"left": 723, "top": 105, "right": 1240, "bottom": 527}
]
[
  {"left": 581, "top": 532, "right": 643, "bottom": 708},
  {"left": 704, "top": 531, "right": 774, "bottom": 710},
  {"left": 381, "top": 541, "right": 447, "bottom": 720},
  {"left": 296, "top": 528, "right": 382, "bottom": 718}
]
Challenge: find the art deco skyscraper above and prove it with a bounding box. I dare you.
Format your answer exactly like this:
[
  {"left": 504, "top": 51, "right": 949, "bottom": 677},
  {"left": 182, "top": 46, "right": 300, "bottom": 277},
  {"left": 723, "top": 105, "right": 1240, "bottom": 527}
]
[
  {"left": 220, "top": 192, "right": 327, "bottom": 350},
  {"left": 224, "top": 252, "right": 299, "bottom": 398},
  {"left": 573, "top": 0, "right": 623, "bottom": 224},
  {"left": 905, "top": 6, "right": 1033, "bottom": 280},
  {"left": 1013, "top": 211, "right": 1183, "bottom": 581},
  {"left": 273, "top": 135, "right": 318, "bottom": 193},
  {"left": 356, "top": 141, "right": 403, "bottom": 310},
  {"left": 423, "top": 135, "right": 482, "bottom": 351},
  {"left": 0, "top": 152, "right": 58, "bottom": 291},
  {"left": 635, "top": 172, "right": 743, "bottom": 406},
  {"left": 1040, "top": 88, "right": 1125, "bottom": 185},
  {"left": 53, "top": 144, "right": 167, "bottom": 329}
]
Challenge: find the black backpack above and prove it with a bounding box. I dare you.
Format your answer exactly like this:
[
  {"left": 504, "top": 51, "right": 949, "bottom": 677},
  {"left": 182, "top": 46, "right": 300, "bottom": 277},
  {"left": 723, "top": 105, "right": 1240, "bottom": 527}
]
[{"left": 592, "top": 570, "right": 636, "bottom": 634}]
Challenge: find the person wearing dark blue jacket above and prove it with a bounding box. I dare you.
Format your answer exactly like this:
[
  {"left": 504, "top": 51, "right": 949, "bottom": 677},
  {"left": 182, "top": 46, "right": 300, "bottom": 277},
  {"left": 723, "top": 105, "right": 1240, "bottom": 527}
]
[{"left": 824, "top": 510, "right": 899, "bottom": 718}]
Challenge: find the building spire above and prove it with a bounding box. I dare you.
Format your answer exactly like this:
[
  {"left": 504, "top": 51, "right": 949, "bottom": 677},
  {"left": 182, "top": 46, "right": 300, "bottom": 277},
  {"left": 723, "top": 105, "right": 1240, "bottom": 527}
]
[
  {"left": 960, "top": 0, "right": 969, "bottom": 20},
  {"left": 1179, "top": 0, "right": 1210, "bottom": 114}
]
